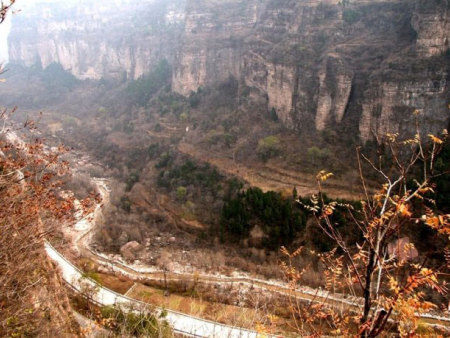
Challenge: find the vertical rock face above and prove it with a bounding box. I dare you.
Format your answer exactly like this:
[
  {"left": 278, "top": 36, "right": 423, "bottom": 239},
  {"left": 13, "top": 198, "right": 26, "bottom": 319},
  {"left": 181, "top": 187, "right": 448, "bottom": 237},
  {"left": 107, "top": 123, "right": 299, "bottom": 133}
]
[
  {"left": 7, "top": 0, "right": 450, "bottom": 140},
  {"left": 315, "top": 57, "right": 353, "bottom": 131},
  {"left": 359, "top": 77, "right": 448, "bottom": 142},
  {"left": 266, "top": 63, "right": 297, "bottom": 125},
  {"left": 412, "top": 0, "right": 450, "bottom": 57},
  {"left": 170, "top": 0, "right": 449, "bottom": 137},
  {"left": 8, "top": 0, "right": 186, "bottom": 80},
  {"left": 172, "top": 0, "right": 259, "bottom": 95}
]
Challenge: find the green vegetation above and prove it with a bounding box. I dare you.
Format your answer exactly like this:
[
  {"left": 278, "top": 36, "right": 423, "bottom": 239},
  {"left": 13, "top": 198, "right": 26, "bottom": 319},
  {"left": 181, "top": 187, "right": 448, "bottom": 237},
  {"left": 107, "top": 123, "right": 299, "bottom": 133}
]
[
  {"left": 220, "top": 186, "right": 363, "bottom": 251},
  {"left": 155, "top": 151, "right": 174, "bottom": 169},
  {"left": 126, "top": 59, "right": 171, "bottom": 107},
  {"left": 179, "top": 112, "right": 188, "bottom": 122},
  {"left": 257, "top": 136, "right": 281, "bottom": 161},
  {"left": 126, "top": 172, "right": 140, "bottom": 191},
  {"left": 9, "top": 62, "right": 80, "bottom": 93},
  {"left": 157, "top": 158, "right": 223, "bottom": 195},
  {"left": 41, "top": 63, "right": 80, "bottom": 91},
  {"left": 221, "top": 187, "right": 307, "bottom": 249},
  {"left": 100, "top": 305, "right": 171, "bottom": 337},
  {"left": 175, "top": 186, "right": 187, "bottom": 200},
  {"left": 307, "top": 146, "right": 331, "bottom": 166},
  {"left": 120, "top": 196, "right": 132, "bottom": 213},
  {"left": 147, "top": 143, "right": 161, "bottom": 159},
  {"left": 81, "top": 272, "right": 102, "bottom": 284},
  {"left": 206, "top": 130, "right": 236, "bottom": 148},
  {"left": 269, "top": 107, "right": 278, "bottom": 121},
  {"left": 342, "top": 9, "right": 361, "bottom": 24}
]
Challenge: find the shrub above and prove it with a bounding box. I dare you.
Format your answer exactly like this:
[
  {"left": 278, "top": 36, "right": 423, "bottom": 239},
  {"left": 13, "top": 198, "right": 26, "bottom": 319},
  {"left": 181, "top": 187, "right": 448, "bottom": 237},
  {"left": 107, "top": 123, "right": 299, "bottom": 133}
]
[
  {"left": 155, "top": 152, "right": 173, "bottom": 168},
  {"left": 175, "top": 186, "right": 187, "bottom": 200},
  {"left": 81, "top": 272, "right": 102, "bottom": 285},
  {"left": 342, "top": 9, "right": 360, "bottom": 24},
  {"left": 221, "top": 187, "right": 307, "bottom": 248},
  {"left": 257, "top": 136, "right": 281, "bottom": 161},
  {"left": 307, "top": 146, "right": 331, "bottom": 166},
  {"left": 126, "top": 173, "right": 139, "bottom": 191},
  {"left": 100, "top": 305, "right": 171, "bottom": 337},
  {"left": 269, "top": 107, "right": 278, "bottom": 121},
  {"left": 126, "top": 60, "right": 171, "bottom": 107}
]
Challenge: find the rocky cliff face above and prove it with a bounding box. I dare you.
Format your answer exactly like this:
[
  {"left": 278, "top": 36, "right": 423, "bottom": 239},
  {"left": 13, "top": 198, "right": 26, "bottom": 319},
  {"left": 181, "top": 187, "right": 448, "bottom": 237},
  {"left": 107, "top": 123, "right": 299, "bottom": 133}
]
[
  {"left": 7, "top": 0, "right": 449, "bottom": 140},
  {"left": 412, "top": 0, "right": 450, "bottom": 57},
  {"left": 171, "top": 0, "right": 449, "bottom": 139},
  {"left": 8, "top": 0, "right": 186, "bottom": 80},
  {"left": 172, "top": 0, "right": 258, "bottom": 95}
]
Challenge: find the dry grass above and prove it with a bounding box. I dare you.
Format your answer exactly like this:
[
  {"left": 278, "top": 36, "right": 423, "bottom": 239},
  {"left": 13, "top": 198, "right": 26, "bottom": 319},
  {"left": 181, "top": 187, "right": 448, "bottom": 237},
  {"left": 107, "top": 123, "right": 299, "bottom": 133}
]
[
  {"left": 96, "top": 273, "right": 135, "bottom": 295},
  {"left": 128, "top": 283, "right": 273, "bottom": 330}
]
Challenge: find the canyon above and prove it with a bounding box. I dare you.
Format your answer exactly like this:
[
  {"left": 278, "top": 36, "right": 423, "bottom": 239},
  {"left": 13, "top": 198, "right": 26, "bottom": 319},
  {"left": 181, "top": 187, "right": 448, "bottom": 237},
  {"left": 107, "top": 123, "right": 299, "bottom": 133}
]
[
  {"left": 6, "top": 0, "right": 449, "bottom": 141},
  {"left": 2, "top": 1, "right": 450, "bottom": 335}
]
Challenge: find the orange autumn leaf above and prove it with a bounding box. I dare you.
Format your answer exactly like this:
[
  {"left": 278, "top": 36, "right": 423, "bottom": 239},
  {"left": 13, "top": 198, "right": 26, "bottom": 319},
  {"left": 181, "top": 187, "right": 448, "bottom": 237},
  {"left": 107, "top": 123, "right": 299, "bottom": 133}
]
[{"left": 397, "top": 203, "right": 412, "bottom": 217}]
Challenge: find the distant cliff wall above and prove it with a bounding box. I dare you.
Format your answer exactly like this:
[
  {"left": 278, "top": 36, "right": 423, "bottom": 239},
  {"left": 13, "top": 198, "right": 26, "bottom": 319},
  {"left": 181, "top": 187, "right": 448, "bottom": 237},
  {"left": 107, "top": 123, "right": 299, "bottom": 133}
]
[
  {"left": 8, "top": 0, "right": 186, "bottom": 80},
  {"left": 7, "top": 0, "right": 450, "bottom": 140},
  {"left": 171, "top": 0, "right": 449, "bottom": 139}
]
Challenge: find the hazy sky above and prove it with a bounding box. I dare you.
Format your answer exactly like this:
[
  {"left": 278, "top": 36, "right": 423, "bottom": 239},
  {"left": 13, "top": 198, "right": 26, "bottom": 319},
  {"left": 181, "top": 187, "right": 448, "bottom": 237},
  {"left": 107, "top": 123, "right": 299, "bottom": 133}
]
[{"left": 0, "top": 14, "right": 11, "bottom": 63}]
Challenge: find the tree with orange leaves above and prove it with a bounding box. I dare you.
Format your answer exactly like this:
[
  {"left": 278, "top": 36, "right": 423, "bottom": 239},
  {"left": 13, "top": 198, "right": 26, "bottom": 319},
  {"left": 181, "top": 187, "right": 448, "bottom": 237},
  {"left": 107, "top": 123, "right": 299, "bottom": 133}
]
[
  {"left": 0, "top": 107, "right": 84, "bottom": 335},
  {"left": 0, "top": 6, "right": 97, "bottom": 333},
  {"left": 281, "top": 114, "right": 449, "bottom": 336}
]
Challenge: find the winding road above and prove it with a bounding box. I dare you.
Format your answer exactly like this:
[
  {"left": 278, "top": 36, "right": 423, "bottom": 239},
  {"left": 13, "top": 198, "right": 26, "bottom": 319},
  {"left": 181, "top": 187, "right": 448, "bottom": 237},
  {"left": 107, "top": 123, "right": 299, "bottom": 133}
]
[
  {"left": 48, "top": 176, "right": 450, "bottom": 336},
  {"left": 45, "top": 241, "right": 261, "bottom": 338}
]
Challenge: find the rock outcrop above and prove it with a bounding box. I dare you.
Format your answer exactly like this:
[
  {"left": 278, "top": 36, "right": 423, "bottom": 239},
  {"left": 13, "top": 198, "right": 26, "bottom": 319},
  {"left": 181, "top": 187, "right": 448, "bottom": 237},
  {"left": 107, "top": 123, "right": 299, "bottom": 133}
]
[
  {"left": 315, "top": 57, "right": 353, "bottom": 131},
  {"left": 412, "top": 0, "right": 450, "bottom": 57},
  {"left": 6, "top": 0, "right": 450, "bottom": 140},
  {"left": 120, "top": 241, "right": 144, "bottom": 262}
]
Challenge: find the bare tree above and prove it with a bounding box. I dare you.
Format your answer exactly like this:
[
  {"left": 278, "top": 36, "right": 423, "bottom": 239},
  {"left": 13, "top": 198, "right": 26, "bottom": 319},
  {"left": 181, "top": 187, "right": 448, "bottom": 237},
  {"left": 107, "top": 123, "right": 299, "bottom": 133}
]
[
  {"left": 157, "top": 250, "right": 172, "bottom": 296},
  {"left": 0, "top": 0, "right": 15, "bottom": 24}
]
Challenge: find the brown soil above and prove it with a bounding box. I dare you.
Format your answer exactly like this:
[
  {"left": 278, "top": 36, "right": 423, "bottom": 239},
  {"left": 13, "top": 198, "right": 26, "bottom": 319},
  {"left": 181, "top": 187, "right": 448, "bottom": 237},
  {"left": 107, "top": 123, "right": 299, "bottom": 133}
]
[{"left": 96, "top": 273, "right": 134, "bottom": 295}]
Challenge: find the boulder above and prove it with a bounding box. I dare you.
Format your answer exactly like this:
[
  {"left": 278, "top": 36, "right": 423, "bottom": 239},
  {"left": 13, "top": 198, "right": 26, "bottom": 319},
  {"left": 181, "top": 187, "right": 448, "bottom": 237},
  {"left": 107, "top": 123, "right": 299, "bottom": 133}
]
[{"left": 120, "top": 241, "right": 144, "bottom": 262}]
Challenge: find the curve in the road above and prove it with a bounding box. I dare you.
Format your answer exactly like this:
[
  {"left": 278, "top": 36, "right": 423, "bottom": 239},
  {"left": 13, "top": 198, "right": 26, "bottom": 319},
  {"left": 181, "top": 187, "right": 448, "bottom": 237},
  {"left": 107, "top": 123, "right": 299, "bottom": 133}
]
[{"left": 45, "top": 241, "right": 263, "bottom": 338}]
